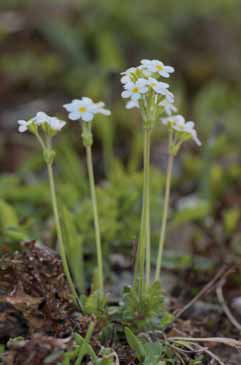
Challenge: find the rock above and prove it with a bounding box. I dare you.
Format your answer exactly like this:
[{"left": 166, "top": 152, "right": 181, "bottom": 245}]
[{"left": 231, "top": 296, "right": 241, "bottom": 315}]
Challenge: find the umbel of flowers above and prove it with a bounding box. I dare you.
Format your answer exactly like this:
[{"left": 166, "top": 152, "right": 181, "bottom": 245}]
[{"left": 121, "top": 59, "right": 201, "bottom": 298}]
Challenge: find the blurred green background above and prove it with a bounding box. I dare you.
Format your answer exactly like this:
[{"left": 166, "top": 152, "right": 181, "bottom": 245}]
[{"left": 0, "top": 0, "right": 240, "bottom": 281}]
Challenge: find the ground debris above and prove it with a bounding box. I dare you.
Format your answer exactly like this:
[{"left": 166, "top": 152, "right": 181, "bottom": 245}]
[
  {"left": 115, "top": 344, "right": 135, "bottom": 365},
  {"left": 0, "top": 302, "right": 28, "bottom": 342},
  {"left": 2, "top": 335, "right": 71, "bottom": 365},
  {"left": 0, "top": 241, "right": 81, "bottom": 339}
]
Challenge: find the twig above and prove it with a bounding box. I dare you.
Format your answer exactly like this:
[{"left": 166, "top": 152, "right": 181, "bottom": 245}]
[
  {"left": 194, "top": 343, "right": 225, "bottom": 365},
  {"left": 161, "top": 265, "right": 232, "bottom": 333},
  {"left": 174, "top": 265, "right": 232, "bottom": 319},
  {"left": 168, "top": 336, "right": 241, "bottom": 349},
  {"left": 140, "top": 329, "right": 240, "bottom": 364},
  {"left": 168, "top": 336, "right": 226, "bottom": 364},
  {"left": 170, "top": 347, "right": 187, "bottom": 365},
  {"left": 216, "top": 277, "right": 241, "bottom": 332}
]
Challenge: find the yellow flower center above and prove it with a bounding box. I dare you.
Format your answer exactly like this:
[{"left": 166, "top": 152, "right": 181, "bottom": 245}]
[
  {"left": 156, "top": 64, "right": 164, "bottom": 71},
  {"left": 132, "top": 86, "right": 139, "bottom": 93},
  {"left": 79, "top": 106, "right": 87, "bottom": 113}
]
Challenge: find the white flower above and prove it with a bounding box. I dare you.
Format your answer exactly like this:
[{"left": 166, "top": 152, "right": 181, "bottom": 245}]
[
  {"left": 64, "top": 97, "right": 111, "bottom": 122},
  {"left": 92, "top": 101, "right": 111, "bottom": 116},
  {"left": 34, "top": 112, "right": 66, "bottom": 131},
  {"left": 120, "top": 67, "right": 138, "bottom": 84},
  {"left": 17, "top": 112, "right": 65, "bottom": 134},
  {"left": 172, "top": 116, "right": 188, "bottom": 130},
  {"left": 162, "top": 89, "right": 175, "bottom": 103},
  {"left": 126, "top": 100, "right": 139, "bottom": 109},
  {"left": 159, "top": 99, "right": 177, "bottom": 116},
  {"left": 121, "top": 78, "right": 148, "bottom": 100},
  {"left": 147, "top": 77, "right": 169, "bottom": 95},
  {"left": 141, "top": 59, "right": 174, "bottom": 78},
  {"left": 34, "top": 111, "right": 50, "bottom": 125},
  {"left": 176, "top": 121, "right": 201, "bottom": 146},
  {"left": 162, "top": 115, "right": 201, "bottom": 146},
  {"left": 64, "top": 98, "right": 95, "bottom": 121},
  {"left": 161, "top": 114, "right": 184, "bottom": 127},
  {"left": 17, "top": 112, "right": 49, "bottom": 133},
  {"left": 48, "top": 117, "right": 66, "bottom": 131},
  {"left": 17, "top": 119, "right": 32, "bottom": 133}
]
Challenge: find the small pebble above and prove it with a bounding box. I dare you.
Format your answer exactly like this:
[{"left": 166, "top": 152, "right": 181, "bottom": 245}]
[{"left": 231, "top": 297, "right": 241, "bottom": 315}]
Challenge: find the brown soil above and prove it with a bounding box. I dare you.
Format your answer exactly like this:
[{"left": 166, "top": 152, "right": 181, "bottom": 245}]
[{"left": 0, "top": 242, "right": 240, "bottom": 364}]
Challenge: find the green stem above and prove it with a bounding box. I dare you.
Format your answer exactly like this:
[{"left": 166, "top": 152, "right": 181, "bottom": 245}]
[
  {"left": 86, "top": 145, "right": 104, "bottom": 296},
  {"left": 35, "top": 131, "right": 46, "bottom": 150},
  {"left": 134, "top": 128, "right": 151, "bottom": 296},
  {"left": 47, "top": 162, "right": 79, "bottom": 305},
  {"left": 155, "top": 153, "right": 174, "bottom": 281},
  {"left": 145, "top": 139, "right": 151, "bottom": 287}
]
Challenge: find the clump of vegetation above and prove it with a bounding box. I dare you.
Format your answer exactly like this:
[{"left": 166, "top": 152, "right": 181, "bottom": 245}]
[{"left": 10, "top": 59, "right": 221, "bottom": 365}]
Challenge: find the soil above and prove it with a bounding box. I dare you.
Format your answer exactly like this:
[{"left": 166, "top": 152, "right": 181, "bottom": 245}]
[{"left": 0, "top": 242, "right": 240, "bottom": 364}]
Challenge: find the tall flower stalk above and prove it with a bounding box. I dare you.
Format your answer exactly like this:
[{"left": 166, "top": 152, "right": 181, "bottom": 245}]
[
  {"left": 121, "top": 59, "right": 175, "bottom": 297},
  {"left": 121, "top": 59, "right": 201, "bottom": 294},
  {"left": 135, "top": 127, "right": 152, "bottom": 296},
  {"left": 63, "top": 97, "right": 111, "bottom": 298},
  {"left": 17, "top": 113, "right": 79, "bottom": 306},
  {"left": 46, "top": 149, "right": 79, "bottom": 304},
  {"left": 155, "top": 115, "right": 201, "bottom": 280},
  {"left": 83, "top": 123, "right": 104, "bottom": 295},
  {"left": 155, "top": 134, "right": 174, "bottom": 281},
  {"left": 144, "top": 128, "right": 151, "bottom": 287}
]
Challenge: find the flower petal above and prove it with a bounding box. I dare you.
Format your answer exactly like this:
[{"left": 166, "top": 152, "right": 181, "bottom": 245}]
[
  {"left": 82, "top": 112, "right": 94, "bottom": 121},
  {"left": 18, "top": 125, "right": 27, "bottom": 133},
  {"left": 121, "top": 90, "right": 131, "bottom": 98},
  {"left": 69, "top": 111, "right": 81, "bottom": 120}
]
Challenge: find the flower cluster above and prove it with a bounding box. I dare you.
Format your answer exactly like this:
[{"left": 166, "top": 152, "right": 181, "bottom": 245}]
[
  {"left": 162, "top": 114, "right": 201, "bottom": 147},
  {"left": 17, "top": 112, "right": 66, "bottom": 135},
  {"left": 121, "top": 59, "right": 201, "bottom": 147},
  {"left": 63, "top": 97, "right": 111, "bottom": 122},
  {"left": 121, "top": 59, "right": 176, "bottom": 118}
]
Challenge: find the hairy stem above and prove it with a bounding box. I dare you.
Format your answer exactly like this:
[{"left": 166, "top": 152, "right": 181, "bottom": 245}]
[
  {"left": 155, "top": 153, "right": 174, "bottom": 281},
  {"left": 86, "top": 145, "right": 104, "bottom": 295},
  {"left": 47, "top": 162, "right": 79, "bottom": 305}
]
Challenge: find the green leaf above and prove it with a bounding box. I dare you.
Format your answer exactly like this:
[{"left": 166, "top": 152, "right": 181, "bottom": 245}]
[
  {"left": 75, "top": 322, "right": 96, "bottom": 364},
  {"left": 83, "top": 290, "right": 107, "bottom": 317},
  {"left": 0, "top": 199, "right": 27, "bottom": 245},
  {"left": 0, "top": 199, "right": 18, "bottom": 228},
  {"left": 124, "top": 327, "right": 145, "bottom": 361},
  {"left": 223, "top": 207, "right": 240, "bottom": 234}
]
